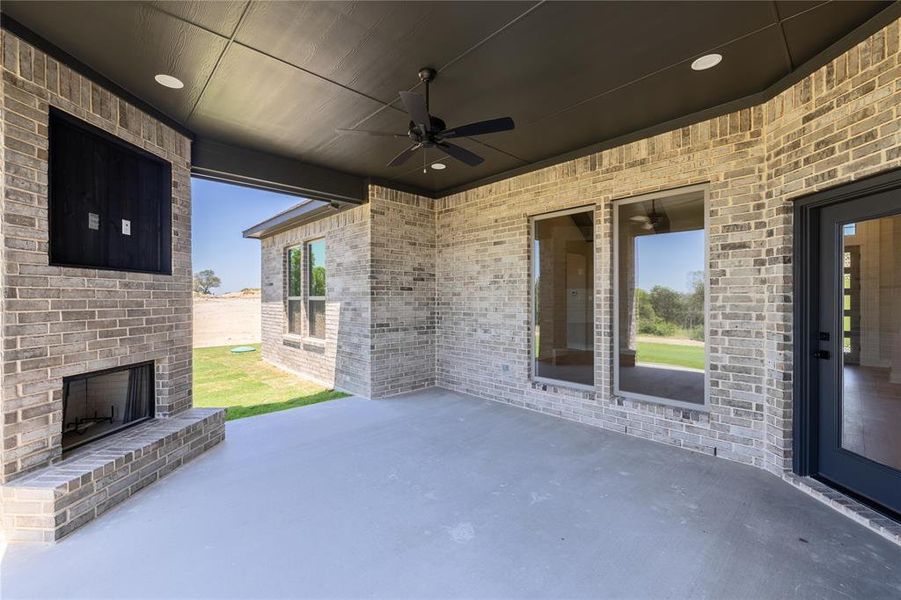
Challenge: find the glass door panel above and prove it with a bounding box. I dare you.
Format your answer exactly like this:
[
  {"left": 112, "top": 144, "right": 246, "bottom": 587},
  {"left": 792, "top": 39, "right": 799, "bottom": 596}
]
[
  {"left": 839, "top": 215, "right": 901, "bottom": 472},
  {"left": 816, "top": 191, "right": 901, "bottom": 516}
]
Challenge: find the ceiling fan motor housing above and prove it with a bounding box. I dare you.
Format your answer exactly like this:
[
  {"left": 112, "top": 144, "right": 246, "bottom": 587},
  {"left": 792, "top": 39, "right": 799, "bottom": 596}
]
[{"left": 408, "top": 116, "right": 447, "bottom": 146}]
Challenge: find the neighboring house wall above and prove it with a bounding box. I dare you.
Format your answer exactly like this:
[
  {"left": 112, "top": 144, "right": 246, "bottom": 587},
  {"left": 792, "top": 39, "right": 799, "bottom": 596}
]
[
  {"left": 0, "top": 31, "right": 195, "bottom": 482},
  {"left": 260, "top": 204, "right": 372, "bottom": 397}
]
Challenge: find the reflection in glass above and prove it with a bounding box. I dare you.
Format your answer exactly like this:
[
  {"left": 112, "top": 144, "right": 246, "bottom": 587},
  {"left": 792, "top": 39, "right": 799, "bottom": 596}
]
[
  {"left": 288, "top": 299, "right": 302, "bottom": 335},
  {"left": 288, "top": 247, "right": 302, "bottom": 297},
  {"left": 287, "top": 247, "right": 303, "bottom": 335},
  {"left": 307, "top": 239, "right": 326, "bottom": 339},
  {"left": 616, "top": 191, "right": 706, "bottom": 405},
  {"left": 308, "top": 239, "right": 326, "bottom": 297},
  {"left": 533, "top": 210, "right": 594, "bottom": 386},
  {"left": 308, "top": 299, "right": 326, "bottom": 339},
  {"left": 840, "top": 216, "right": 901, "bottom": 471}
]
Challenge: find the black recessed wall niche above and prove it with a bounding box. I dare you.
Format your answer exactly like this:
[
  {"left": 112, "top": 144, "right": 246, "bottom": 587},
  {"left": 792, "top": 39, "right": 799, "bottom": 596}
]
[{"left": 49, "top": 108, "right": 172, "bottom": 275}]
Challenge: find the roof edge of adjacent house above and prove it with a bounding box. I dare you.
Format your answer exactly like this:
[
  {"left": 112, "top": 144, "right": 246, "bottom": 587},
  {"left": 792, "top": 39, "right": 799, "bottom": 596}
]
[{"left": 242, "top": 199, "right": 339, "bottom": 239}]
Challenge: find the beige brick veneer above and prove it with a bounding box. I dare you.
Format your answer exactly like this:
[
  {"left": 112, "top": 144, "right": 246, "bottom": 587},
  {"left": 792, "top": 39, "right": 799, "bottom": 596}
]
[
  {"left": 370, "top": 187, "right": 436, "bottom": 397},
  {"left": 435, "top": 19, "right": 901, "bottom": 474},
  {"left": 0, "top": 31, "right": 224, "bottom": 541}
]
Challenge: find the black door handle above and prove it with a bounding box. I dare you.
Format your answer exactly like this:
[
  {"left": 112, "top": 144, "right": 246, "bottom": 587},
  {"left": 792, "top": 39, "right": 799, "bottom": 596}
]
[{"left": 813, "top": 350, "right": 830, "bottom": 359}]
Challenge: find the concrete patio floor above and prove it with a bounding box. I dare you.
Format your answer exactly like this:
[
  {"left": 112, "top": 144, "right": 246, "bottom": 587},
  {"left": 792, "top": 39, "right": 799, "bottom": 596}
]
[{"left": 2, "top": 388, "right": 900, "bottom": 599}]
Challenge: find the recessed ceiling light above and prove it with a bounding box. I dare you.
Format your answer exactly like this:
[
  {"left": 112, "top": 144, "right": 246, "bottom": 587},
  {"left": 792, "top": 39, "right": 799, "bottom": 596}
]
[
  {"left": 691, "top": 54, "right": 722, "bottom": 71},
  {"left": 431, "top": 162, "right": 447, "bottom": 170},
  {"left": 154, "top": 74, "right": 184, "bottom": 89}
]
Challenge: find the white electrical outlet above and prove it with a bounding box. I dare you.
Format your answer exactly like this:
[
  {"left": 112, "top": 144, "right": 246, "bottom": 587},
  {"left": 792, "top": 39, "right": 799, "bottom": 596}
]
[
  {"left": 88, "top": 212, "right": 99, "bottom": 230},
  {"left": 122, "top": 219, "right": 131, "bottom": 235}
]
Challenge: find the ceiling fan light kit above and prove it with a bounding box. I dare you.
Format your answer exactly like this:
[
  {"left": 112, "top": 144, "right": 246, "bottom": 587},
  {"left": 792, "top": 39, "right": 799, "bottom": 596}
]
[
  {"left": 631, "top": 199, "right": 670, "bottom": 233},
  {"left": 336, "top": 67, "right": 516, "bottom": 170}
]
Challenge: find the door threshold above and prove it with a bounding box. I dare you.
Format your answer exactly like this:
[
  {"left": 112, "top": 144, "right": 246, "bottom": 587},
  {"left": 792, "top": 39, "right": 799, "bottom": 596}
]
[{"left": 783, "top": 473, "right": 901, "bottom": 548}]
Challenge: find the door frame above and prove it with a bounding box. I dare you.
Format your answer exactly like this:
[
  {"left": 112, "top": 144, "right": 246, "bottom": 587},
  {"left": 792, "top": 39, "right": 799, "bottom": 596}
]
[{"left": 793, "top": 167, "right": 901, "bottom": 481}]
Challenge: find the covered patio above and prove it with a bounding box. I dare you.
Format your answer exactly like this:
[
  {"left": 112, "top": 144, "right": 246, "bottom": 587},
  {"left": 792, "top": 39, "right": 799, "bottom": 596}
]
[
  {"left": 3, "top": 2, "right": 901, "bottom": 595},
  {"left": 3, "top": 389, "right": 900, "bottom": 599}
]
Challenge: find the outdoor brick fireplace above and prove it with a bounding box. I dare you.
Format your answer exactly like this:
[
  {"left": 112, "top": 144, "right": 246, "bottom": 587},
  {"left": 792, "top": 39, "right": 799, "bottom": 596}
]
[
  {"left": 62, "top": 362, "right": 155, "bottom": 452},
  {"left": 0, "top": 30, "right": 225, "bottom": 542}
]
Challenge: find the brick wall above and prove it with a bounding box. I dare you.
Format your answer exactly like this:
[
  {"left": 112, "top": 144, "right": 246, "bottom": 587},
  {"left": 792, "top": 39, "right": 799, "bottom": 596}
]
[
  {"left": 259, "top": 187, "right": 436, "bottom": 399},
  {"left": 434, "top": 18, "right": 901, "bottom": 473},
  {"left": 761, "top": 22, "right": 901, "bottom": 471},
  {"left": 370, "top": 186, "right": 436, "bottom": 397},
  {"left": 260, "top": 204, "right": 372, "bottom": 397},
  {"left": 0, "top": 31, "right": 194, "bottom": 482}
]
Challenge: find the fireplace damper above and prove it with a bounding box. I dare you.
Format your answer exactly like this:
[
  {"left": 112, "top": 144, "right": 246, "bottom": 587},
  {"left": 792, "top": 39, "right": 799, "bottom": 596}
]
[{"left": 62, "top": 362, "right": 155, "bottom": 452}]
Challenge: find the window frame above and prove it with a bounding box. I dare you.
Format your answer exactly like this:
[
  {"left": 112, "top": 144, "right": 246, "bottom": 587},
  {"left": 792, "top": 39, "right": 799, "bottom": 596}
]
[
  {"left": 529, "top": 204, "right": 597, "bottom": 392},
  {"left": 612, "top": 184, "right": 710, "bottom": 411},
  {"left": 285, "top": 245, "right": 303, "bottom": 336},
  {"left": 305, "top": 237, "right": 327, "bottom": 340}
]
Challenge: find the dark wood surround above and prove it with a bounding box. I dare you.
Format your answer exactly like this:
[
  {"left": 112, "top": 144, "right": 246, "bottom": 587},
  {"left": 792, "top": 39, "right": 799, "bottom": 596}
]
[{"left": 49, "top": 108, "right": 172, "bottom": 274}]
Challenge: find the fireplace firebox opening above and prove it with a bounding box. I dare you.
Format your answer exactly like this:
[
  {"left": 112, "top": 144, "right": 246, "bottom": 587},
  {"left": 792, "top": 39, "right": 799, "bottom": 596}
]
[{"left": 62, "top": 362, "right": 155, "bottom": 452}]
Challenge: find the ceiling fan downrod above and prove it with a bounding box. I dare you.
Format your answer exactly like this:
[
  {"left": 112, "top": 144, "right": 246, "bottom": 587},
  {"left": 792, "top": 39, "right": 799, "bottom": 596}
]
[{"left": 419, "top": 67, "right": 436, "bottom": 114}]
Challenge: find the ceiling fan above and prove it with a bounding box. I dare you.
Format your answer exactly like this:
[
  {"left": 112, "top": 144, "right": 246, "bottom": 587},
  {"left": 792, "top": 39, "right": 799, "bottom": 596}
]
[
  {"left": 336, "top": 67, "right": 515, "bottom": 171},
  {"left": 630, "top": 199, "right": 670, "bottom": 232}
]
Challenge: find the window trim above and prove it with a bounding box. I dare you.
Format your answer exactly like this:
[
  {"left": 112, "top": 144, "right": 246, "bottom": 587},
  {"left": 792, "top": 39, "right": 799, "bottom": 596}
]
[
  {"left": 612, "top": 184, "right": 710, "bottom": 411},
  {"left": 305, "top": 237, "right": 326, "bottom": 340},
  {"left": 286, "top": 245, "right": 303, "bottom": 336},
  {"left": 529, "top": 204, "right": 597, "bottom": 391}
]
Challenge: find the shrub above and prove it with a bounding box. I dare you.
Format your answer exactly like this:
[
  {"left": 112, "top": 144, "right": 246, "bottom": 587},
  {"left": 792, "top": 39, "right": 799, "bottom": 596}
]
[{"left": 639, "top": 316, "right": 677, "bottom": 337}]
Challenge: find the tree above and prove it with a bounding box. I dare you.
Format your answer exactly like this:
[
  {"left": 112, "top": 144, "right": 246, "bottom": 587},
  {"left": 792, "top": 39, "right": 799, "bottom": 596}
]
[
  {"left": 636, "top": 274, "right": 706, "bottom": 340},
  {"left": 648, "top": 285, "right": 684, "bottom": 324},
  {"left": 683, "top": 270, "right": 705, "bottom": 333},
  {"left": 311, "top": 265, "right": 326, "bottom": 296},
  {"left": 636, "top": 288, "right": 656, "bottom": 324},
  {"left": 193, "top": 269, "right": 221, "bottom": 295},
  {"left": 637, "top": 288, "right": 676, "bottom": 337}
]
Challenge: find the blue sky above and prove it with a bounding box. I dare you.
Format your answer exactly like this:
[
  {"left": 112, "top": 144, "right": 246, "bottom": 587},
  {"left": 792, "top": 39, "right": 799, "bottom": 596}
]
[
  {"left": 192, "top": 179, "right": 300, "bottom": 293},
  {"left": 636, "top": 230, "right": 704, "bottom": 292},
  {"left": 192, "top": 178, "right": 705, "bottom": 294}
]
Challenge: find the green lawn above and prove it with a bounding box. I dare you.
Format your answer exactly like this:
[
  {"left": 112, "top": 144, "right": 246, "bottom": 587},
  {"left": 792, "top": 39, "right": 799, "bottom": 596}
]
[
  {"left": 637, "top": 341, "right": 705, "bottom": 370},
  {"left": 193, "top": 344, "right": 348, "bottom": 420}
]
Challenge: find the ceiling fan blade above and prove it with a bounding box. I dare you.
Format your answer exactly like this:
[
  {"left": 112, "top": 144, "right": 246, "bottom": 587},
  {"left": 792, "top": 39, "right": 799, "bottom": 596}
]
[
  {"left": 642, "top": 223, "right": 654, "bottom": 230},
  {"left": 441, "top": 116, "right": 515, "bottom": 139},
  {"left": 387, "top": 144, "right": 422, "bottom": 167},
  {"left": 438, "top": 142, "right": 484, "bottom": 167},
  {"left": 629, "top": 215, "right": 650, "bottom": 222},
  {"left": 336, "top": 128, "right": 408, "bottom": 139},
  {"left": 399, "top": 91, "right": 432, "bottom": 132}
]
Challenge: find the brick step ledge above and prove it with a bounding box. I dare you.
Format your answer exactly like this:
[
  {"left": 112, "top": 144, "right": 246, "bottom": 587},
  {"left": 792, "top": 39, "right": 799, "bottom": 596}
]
[{"left": 0, "top": 408, "right": 225, "bottom": 543}]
